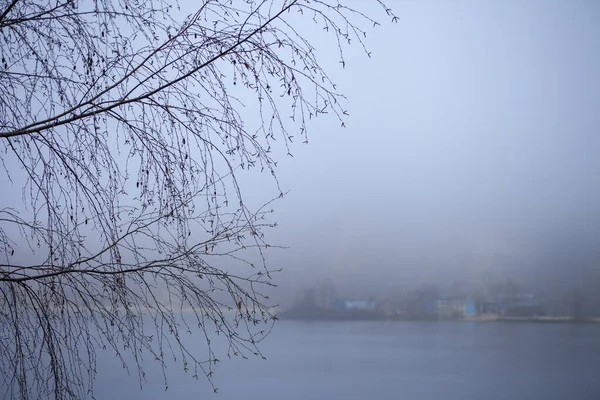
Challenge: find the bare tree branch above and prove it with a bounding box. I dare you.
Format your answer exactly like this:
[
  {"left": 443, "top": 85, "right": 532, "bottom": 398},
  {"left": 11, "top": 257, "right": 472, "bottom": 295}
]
[
  {"left": 0, "top": 0, "right": 396, "bottom": 398},
  {"left": 0, "top": 0, "right": 19, "bottom": 24}
]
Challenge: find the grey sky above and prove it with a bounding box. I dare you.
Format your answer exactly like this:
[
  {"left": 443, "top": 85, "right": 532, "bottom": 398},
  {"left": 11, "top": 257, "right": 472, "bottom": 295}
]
[
  {"left": 260, "top": 0, "right": 600, "bottom": 295},
  {"left": 2, "top": 0, "right": 599, "bottom": 299}
]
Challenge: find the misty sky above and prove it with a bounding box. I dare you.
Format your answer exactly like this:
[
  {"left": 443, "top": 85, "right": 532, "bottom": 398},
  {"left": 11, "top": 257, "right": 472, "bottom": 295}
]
[
  {"left": 257, "top": 0, "right": 600, "bottom": 296},
  {"left": 2, "top": 0, "right": 599, "bottom": 299}
]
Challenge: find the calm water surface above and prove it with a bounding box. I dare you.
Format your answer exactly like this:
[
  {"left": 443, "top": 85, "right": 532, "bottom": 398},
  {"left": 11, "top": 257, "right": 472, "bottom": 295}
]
[{"left": 96, "top": 321, "right": 600, "bottom": 399}]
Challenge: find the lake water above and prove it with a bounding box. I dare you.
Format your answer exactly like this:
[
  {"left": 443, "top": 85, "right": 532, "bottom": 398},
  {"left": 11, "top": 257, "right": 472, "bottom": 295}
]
[{"left": 95, "top": 321, "right": 600, "bottom": 399}]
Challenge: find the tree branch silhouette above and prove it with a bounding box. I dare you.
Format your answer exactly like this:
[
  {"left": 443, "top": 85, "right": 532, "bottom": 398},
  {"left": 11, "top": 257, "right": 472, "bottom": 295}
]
[{"left": 0, "top": 0, "right": 395, "bottom": 398}]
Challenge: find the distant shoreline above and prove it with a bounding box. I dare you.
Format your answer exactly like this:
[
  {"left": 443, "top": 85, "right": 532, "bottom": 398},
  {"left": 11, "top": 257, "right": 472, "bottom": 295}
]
[
  {"left": 279, "top": 310, "right": 600, "bottom": 324},
  {"left": 280, "top": 317, "right": 600, "bottom": 324},
  {"left": 487, "top": 316, "right": 600, "bottom": 324}
]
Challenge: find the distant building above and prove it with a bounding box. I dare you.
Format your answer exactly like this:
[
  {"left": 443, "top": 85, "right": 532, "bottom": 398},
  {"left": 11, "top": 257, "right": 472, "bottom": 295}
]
[
  {"left": 316, "top": 280, "right": 336, "bottom": 310},
  {"left": 482, "top": 294, "right": 545, "bottom": 317},
  {"left": 334, "top": 299, "right": 377, "bottom": 312},
  {"left": 434, "top": 300, "right": 477, "bottom": 320},
  {"left": 465, "top": 301, "right": 477, "bottom": 315}
]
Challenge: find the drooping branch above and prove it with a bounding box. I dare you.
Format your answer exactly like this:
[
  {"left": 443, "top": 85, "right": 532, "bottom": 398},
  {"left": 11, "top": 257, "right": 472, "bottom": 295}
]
[
  {"left": 0, "top": 1, "right": 299, "bottom": 139},
  {"left": 0, "top": 0, "right": 395, "bottom": 398}
]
